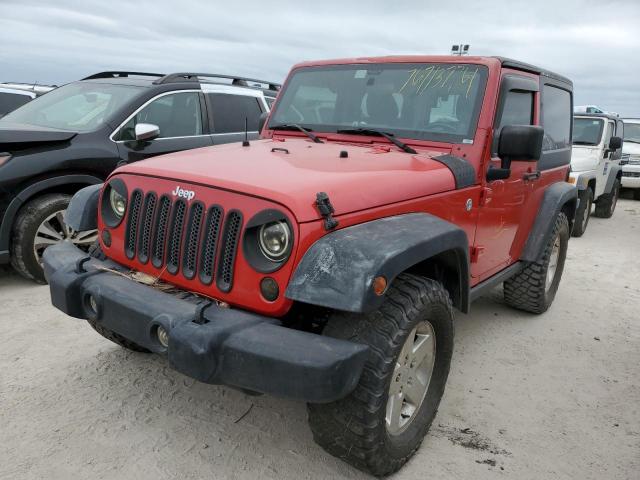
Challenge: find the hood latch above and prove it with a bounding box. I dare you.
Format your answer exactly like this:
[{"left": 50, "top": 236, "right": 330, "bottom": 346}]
[{"left": 315, "top": 192, "right": 339, "bottom": 231}]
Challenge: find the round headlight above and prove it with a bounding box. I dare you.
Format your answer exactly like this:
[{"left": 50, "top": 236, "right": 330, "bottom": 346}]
[
  {"left": 109, "top": 188, "right": 127, "bottom": 218},
  {"left": 258, "top": 221, "right": 290, "bottom": 261}
]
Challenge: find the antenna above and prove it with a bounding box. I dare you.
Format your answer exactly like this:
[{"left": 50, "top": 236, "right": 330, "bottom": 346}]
[{"left": 242, "top": 117, "right": 250, "bottom": 147}]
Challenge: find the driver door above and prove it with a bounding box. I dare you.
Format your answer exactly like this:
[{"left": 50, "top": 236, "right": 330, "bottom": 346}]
[
  {"left": 114, "top": 91, "right": 212, "bottom": 163},
  {"left": 471, "top": 74, "right": 540, "bottom": 280}
]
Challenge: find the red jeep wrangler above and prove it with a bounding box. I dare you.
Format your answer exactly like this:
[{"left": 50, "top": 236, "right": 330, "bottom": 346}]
[{"left": 44, "top": 56, "right": 576, "bottom": 476}]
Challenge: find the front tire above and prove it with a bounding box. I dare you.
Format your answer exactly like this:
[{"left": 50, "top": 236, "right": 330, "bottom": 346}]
[
  {"left": 594, "top": 179, "right": 620, "bottom": 218},
  {"left": 307, "top": 274, "right": 454, "bottom": 476},
  {"left": 571, "top": 188, "right": 592, "bottom": 237},
  {"left": 504, "top": 212, "right": 569, "bottom": 313},
  {"left": 10, "top": 193, "right": 97, "bottom": 283}
]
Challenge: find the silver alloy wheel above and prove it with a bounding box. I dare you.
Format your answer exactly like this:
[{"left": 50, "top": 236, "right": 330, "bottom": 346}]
[
  {"left": 386, "top": 321, "right": 436, "bottom": 435},
  {"left": 33, "top": 209, "right": 98, "bottom": 262},
  {"left": 545, "top": 235, "right": 561, "bottom": 291}
]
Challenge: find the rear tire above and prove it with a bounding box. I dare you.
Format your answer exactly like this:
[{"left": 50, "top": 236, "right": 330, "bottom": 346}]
[
  {"left": 307, "top": 274, "right": 454, "bottom": 476},
  {"left": 594, "top": 179, "right": 620, "bottom": 218},
  {"left": 571, "top": 188, "right": 592, "bottom": 237},
  {"left": 504, "top": 212, "right": 569, "bottom": 314}
]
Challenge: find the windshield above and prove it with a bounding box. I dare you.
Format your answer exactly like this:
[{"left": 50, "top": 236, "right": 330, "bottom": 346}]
[
  {"left": 268, "top": 63, "right": 489, "bottom": 143},
  {"left": 572, "top": 117, "right": 604, "bottom": 145},
  {"left": 0, "top": 82, "right": 144, "bottom": 132},
  {"left": 623, "top": 122, "right": 640, "bottom": 143}
]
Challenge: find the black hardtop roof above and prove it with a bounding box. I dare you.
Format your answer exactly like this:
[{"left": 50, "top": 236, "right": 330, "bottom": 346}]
[
  {"left": 573, "top": 112, "right": 621, "bottom": 121},
  {"left": 81, "top": 71, "right": 280, "bottom": 92},
  {"left": 494, "top": 57, "right": 572, "bottom": 86}
]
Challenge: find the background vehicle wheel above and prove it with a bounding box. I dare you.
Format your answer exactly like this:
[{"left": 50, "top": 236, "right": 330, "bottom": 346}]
[
  {"left": 307, "top": 274, "right": 454, "bottom": 477},
  {"left": 504, "top": 212, "right": 569, "bottom": 314},
  {"left": 594, "top": 179, "right": 620, "bottom": 218},
  {"left": 84, "top": 241, "right": 150, "bottom": 352},
  {"left": 10, "top": 194, "right": 98, "bottom": 283},
  {"left": 633, "top": 189, "right": 640, "bottom": 201},
  {"left": 571, "top": 188, "right": 592, "bottom": 237}
]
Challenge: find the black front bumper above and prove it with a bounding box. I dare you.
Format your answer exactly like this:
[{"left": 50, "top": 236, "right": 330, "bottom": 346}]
[{"left": 43, "top": 242, "right": 368, "bottom": 403}]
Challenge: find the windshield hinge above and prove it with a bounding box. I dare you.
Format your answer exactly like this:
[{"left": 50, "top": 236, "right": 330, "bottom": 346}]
[{"left": 315, "top": 192, "right": 339, "bottom": 231}]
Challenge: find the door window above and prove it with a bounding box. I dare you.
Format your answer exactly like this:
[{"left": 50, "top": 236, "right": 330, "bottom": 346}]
[
  {"left": 115, "top": 91, "right": 203, "bottom": 141},
  {"left": 604, "top": 122, "right": 614, "bottom": 146},
  {"left": 497, "top": 91, "right": 534, "bottom": 130},
  {"left": 542, "top": 85, "right": 571, "bottom": 151},
  {"left": 208, "top": 94, "right": 262, "bottom": 133}
]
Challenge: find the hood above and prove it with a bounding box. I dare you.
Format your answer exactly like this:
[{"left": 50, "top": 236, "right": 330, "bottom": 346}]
[
  {"left": 0, "top": 124, "right": 77, "bottom": 152},
  {"left": 571, "top": 145, "right": 601, "bottom": 172},
  {"left": 623, "top": 141, "right": 640, "bottom": 156},
  {"left": 117, "top": 138, "right": 458, "bottom": 222}
]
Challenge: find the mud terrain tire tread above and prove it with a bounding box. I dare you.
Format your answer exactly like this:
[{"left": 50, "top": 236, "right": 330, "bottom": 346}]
[
  {"left": 307, "top": 274, "right": 454, "bottom": 477},
  {"left": 504, "top": 212, "right": 569, "bottom": 314}
]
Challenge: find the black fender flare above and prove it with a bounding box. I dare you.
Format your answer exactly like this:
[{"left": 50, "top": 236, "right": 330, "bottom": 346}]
[
  {"left": 0, "top": 174, "right": 102, "bottom": 262},
  {"left": 64, "top": 183, "right": 103, "bottom": 232},
  {"left": 285, "top": 213, "right": 470, "bottom": 314},
  {"left": 603, "top": 165, "right": 622, "bottom": 195},
  {"left": 521, "top": 182, "right": 577, "bottom": 263}
]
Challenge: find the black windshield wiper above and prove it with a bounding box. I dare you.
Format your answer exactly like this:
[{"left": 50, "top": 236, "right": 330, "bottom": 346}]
[
  {"left": 336, "top": 128, "right": 417, "bottom": 154},
  {"left": 573, "top": 141, "right": 595, "bottom": 145},
  {"left": 270, "top": 123, "right": 323, "bottom": 143},
  {"left": 624, "top": 139, "right": 640, "bottom": 144}
]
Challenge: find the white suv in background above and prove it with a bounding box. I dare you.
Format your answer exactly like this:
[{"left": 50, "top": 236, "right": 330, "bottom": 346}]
[
  {"left": 569, "top": 113, "right": 624, "bottom": 236},
  {"left": 621, "top": 118, "right": 640, "bottom": 200}
]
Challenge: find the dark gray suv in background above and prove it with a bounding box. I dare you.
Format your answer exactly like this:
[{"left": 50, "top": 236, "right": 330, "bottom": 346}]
[{"left": 0, "top": 71, "right": 279, "bottom": 282}]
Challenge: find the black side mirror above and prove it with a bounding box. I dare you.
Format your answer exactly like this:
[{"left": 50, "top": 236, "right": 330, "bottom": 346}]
[
  {"left": 258, "top": 112, "right": 269, "bottom": 134},
  {"left": 498, "top": 125, "right": 544, "bottom": 162},
  {"left": 488, "top": 125, "right": 544, "bottom": 182},
  {"left": 609, "top": 136, "right": 622, "bottom": 150}
]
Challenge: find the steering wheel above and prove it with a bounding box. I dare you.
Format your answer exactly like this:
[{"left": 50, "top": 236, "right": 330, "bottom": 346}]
[{"left": 428, "top": 121, "right": 458, "bottom": 133}]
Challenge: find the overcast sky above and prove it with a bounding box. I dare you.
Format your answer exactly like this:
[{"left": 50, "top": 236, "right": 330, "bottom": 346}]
[{"left": 1, "top": 0, "right": 639, "bottom": 116}]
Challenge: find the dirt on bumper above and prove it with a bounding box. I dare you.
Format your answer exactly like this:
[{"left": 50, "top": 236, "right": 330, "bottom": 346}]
[{"left": 43, "top": 241, "right": 368, "bottom": 403}]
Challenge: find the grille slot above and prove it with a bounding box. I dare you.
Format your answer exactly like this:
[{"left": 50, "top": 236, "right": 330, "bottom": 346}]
[
  {"left": 182, "top": 202, "right": 205, "bottom": 279},
  {"left": 166, "top": 200, "right": 187, "bottom": 275},
  {"left": 137, "top": 193, "right": 157, "bottom": 264},
  {"left": 199, "top": 205, "right": 224, "bottom": 285},
  {"left": 124, "top": 190, "right": 143, "bottom": 259},
  {"left": 216, "top": 210, "right": 243, "bottom": 292},
  {"left": 151, "top": 195, "right": 171, "bottom": 268}
]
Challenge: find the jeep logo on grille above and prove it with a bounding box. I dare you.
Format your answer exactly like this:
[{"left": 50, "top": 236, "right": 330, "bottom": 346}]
[{"left": 172, "top": 186, "right": 195, "bottom": 201}]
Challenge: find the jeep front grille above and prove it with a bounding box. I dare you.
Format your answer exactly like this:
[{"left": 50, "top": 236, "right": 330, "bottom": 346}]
[
  {"left": 125, "top": 190, "right": 143, "bottom": 259},
  {"left": 123, "top": 191, "right": 243, "bottom": 291}
]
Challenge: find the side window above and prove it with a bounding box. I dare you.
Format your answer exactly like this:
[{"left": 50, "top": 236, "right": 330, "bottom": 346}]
[
  {"left": 497, "top": 91, "right": 534, "bottom": 131},
  {"left": 208, "top": 94, "right": 262, "bottom": 133},
  {"left": 541, "top": 85, "right": 571, "bottom": 151},
  {"left": 604, "top": 122, "right": 614, "bottom": 145},
  {"left": 0, "top": 92, "right": 32, "bottom": 116},
  {"left": 116, "top": 92, "right": 202, "bottom": 141}
]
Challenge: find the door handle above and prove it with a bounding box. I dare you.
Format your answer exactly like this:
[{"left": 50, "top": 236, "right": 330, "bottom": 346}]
[{"left": 523, "top": 171, "right": 541, "bottom": 182}]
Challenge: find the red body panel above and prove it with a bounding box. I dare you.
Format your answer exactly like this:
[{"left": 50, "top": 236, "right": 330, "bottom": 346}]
[{"left": 99, "top": 55, "right": 571, "bottom": 315}]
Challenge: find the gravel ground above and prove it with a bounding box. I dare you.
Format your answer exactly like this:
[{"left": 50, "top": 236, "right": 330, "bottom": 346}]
[{"left": 1, "top": 198, "right": 639, "bottom": 480}]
